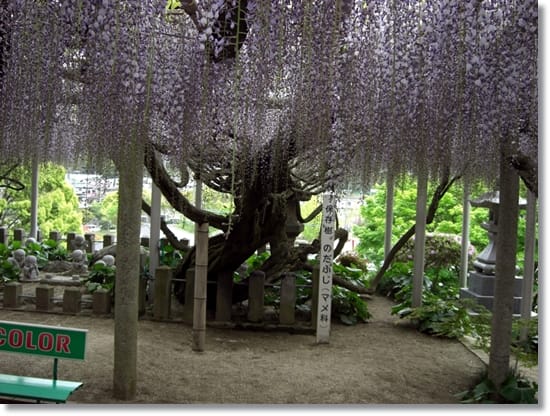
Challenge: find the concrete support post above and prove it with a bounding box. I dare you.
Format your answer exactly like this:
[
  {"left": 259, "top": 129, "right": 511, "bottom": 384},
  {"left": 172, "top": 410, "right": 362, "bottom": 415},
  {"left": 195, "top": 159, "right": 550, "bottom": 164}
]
[
  {"left": 279, "top": 273, "right": 296, "bottom": 325},
  {"left": 66, "top": 232, "right": 76, "bottom": 251},
  {"left": 103, "top": 234, "right": 115, "bottom": 248},
  {"left": 384, "top": 174, "right": 394, "bottom": 260},
  {"left": 0, "top": 227, "right": 8, "bottom": 245},
  {"left": 36, "top": 285, "right": 54, "bottom": 311},
  {"left": 153, "top": 266, "right": 172, "bottom": 320},
  {"left": 247, "top": 270, "right": 265, "bottom": 322},
  {"left": 3, "top": 282, "right": 22, "bottom": 308},
  {"left": 215, "top": 271, "right": 233, "bottom": 322},
  {"left": 63, "top": 287, "right": 82, "bottom": 314},
  {"left": 412, "top": 168, "right": 428, "bottom": 308},
  {"left": 13, "top": 228, "right": 25, "bottom": 242},
  {"left": 459, "top": 181, "right": 471, "bottom": 288},
  {"left": 30, "top": 158, "right": 39, "bottom": 239},
  {"left": 84, "top": 233, "right": 95, "bottom": 253},
  {"left": 112, "top": 140, "right": 143, "bottom": 400},
  {"left": 183, "top": 268, "right": 195, "bottom": 324},
  {"left": 49, "top": 231, "right": 61, "bottom": 242},
  {"left": 93, "top": 288, "right": 112, "bottom": 315},
  {"left": 520, "top": 190, "right": 537, "bottom": 342}
]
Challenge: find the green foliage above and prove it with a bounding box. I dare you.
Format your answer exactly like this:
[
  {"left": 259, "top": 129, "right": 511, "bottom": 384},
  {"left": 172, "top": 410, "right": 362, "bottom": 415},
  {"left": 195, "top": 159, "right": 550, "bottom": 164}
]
[
  {"left": 89, "top": 191, "right": 118, "bottom": 229},
  {"left": 39, "top": 238, "right": 70, "bottom": 261},
  {"left": 85, "top": 262, "right": 116, "bottom": 294},
  {"left": 353, "top": 176, "right": 490, "bottom": 266},
  {"left": 0, "top": 163, "right": 82, "bottom": 235},
  {"left": 331, "top": 262, "right": 371, "bottom": 325},
  {"left": 0, "top": 245, "right": 20, "bottom": 282},
  {"left": 166, "top": 0, "right": 182, "bottom": 10},
  {"left": 380, "top": 261, "right": 490, "bottom": 339},
  {"left": 0, "top": 238, "right": 70, "bottom": 282},
  {"left": 298, "top": 195, "right": 322, "bottom": 241},
  {"left": 332, "top": 286, "right": 370, "bottom": 325},
  {"left": 511, "top": 318, "right": 538, "bottom": 367},
  {"left": 394, "top": 233, "right": 472, "bottom": 272},
  {"left": 457, "top": 371, "right": 538, "bottom": 404},
  {"left": 245, "top": 251, "right": 270, "bottom": 271},
  {"left": 243, "top": 251, "right": 370, "bottom": 325},
  {"left": 159, "top": 242, "right": 185, "bottom": 268},
  {"left": 396, "top": 298, "right": 489, "bottom": 339},
  {"left": 380, "top": 259, "right": 538, "bottom": 369}
]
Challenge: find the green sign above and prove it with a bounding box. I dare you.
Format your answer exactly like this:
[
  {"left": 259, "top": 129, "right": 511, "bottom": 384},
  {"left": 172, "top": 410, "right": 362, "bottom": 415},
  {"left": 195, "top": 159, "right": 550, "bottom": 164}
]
[{"left": 0, "top": 321, "right": 86, "bottom": 360}]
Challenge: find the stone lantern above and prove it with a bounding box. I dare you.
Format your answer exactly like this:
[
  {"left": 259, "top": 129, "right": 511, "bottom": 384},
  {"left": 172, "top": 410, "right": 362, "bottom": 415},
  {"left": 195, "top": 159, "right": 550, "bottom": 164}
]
[{"left": 460, "top": 191, "right": 526, "bottom": 314}]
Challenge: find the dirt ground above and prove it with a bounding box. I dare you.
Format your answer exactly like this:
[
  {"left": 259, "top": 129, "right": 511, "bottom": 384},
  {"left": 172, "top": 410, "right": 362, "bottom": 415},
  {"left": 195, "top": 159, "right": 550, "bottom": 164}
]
[{"left": 0, "top": 289, "right": 489, "bottom": 405}]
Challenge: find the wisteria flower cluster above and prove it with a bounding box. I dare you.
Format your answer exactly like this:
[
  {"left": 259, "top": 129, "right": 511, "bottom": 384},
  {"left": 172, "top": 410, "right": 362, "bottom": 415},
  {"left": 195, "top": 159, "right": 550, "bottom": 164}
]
[{"left": 0, "top": 0, "right": 537, "bottom": 193}]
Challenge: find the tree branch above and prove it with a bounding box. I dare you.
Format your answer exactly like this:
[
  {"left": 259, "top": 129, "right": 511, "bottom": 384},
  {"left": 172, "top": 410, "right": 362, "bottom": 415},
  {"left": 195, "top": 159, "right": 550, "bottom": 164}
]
[
  {"left": 140, "top": 199, "right": 190, "bottom": 251},
  {"left": 144, "top": 141, "right": 229, "bottom": 230}
]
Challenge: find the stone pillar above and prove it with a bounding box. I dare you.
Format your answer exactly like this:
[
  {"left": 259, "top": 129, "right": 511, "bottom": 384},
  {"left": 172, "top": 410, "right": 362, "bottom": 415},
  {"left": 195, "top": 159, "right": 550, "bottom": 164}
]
[
  {"left": 93, "top": 289, "right": 112, "bottom": 314},
  {"left": 247, "top": 270, "right": 265, "bottom": 322},
  {"left": 103, "top": 234, "right": 114, "bottom": 248},
  {"left": 215, "top": 271, "right": 234, "bottom": 322},
  {"left": 49, "top": 231, "right": 61, "bottom": 242},
  {"left": 13, "top": 228, "right": 25, "bottom": 242},
  {"left": 311, "top": 265, "right": 320, "bottom": 326},
  {"left": 63, "top": 287, "right": 82, "bottom": 314},
  {"left": 0, "top": 226, "right": 8, "bottom": 245},
  {"left": 66, "top": 232, "right": 76, "bottom": 251},
  {"left": 36, "top": 285, "right": 54, "bottom": 311},
  {"left": 279, "top": 273, "right": 296, "bottom": 325},
  {"left": 182, "top": 268, "right": 195, "bottom": 324},
  {"left": 84, "top": 233, "right": 95, "bottom": 253},
  {"left": 3, "top": 282, "right": 22, "bottom": 308},
  {"left": 153, "top": 266, "right": 172, "bottom": 320}
]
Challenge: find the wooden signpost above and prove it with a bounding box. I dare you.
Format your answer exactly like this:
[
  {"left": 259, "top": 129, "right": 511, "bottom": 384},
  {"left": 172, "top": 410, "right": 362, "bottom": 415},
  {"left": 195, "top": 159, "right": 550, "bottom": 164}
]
[{"left": 316, "top": 193, "right": 336, "bottom": 344}]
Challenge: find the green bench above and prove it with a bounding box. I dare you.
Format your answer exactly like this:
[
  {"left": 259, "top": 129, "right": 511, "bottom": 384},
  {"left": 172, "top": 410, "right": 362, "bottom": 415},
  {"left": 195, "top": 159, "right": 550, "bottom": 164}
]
[{"left": 0, "top": 320, "right": 87, "bottom": 403}]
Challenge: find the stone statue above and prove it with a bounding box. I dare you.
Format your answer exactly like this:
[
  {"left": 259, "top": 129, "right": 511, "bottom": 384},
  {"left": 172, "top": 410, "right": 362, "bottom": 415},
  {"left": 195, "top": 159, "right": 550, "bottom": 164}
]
[
  {"left": 24, "top": 237, "right": 37, "bottom": 247},
  {"left": 7, "top": 248, "right": 26, "bottom": 271},
  {"left": 22, "top": 255, "right": 39, "bottom": 280},
  {"left": 70, "top": 235, "right": 88, "bottom": 252},
  {"left": 102, "top": 254, "right": 115, "bottom": 267},
  {"left": 71, "top": 249, "right": 88, "bottom": 275}
]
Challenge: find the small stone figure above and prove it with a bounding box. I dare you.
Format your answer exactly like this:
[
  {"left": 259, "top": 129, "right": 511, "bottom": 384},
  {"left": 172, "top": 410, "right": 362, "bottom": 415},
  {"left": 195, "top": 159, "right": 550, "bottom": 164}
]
[
  {"left": 24, "top": 237, "right": 37, "bottom": 247},
  {"left": 71, "top": 249, "right": 88, "bottom": 275},
  {"left": 7, "top": 248, "right": 26, "bottom": 270},
  {"left": 101, "top": 255, "right": 115, "bottom": 267},
  {"left": 22, "top": 255, "right": 39, "bottom": 280},
  {"left": 70, "top": 235, "right": 88, "bottom": 252}
]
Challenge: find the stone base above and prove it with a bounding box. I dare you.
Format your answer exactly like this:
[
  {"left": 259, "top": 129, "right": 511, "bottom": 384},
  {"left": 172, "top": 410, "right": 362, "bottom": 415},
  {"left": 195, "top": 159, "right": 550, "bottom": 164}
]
[
  {"left": 467, "top": 271, "right": 523, "bottom": 297},
  {"left": 460, "top": 288, "right": 523, "bottom": 315}
]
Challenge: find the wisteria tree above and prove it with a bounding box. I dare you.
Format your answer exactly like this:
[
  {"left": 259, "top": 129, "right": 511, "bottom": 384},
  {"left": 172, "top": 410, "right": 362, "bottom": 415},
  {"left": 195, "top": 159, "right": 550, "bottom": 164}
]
[{"left": 0, "top": 0, "right": 537, "bottom": 401}]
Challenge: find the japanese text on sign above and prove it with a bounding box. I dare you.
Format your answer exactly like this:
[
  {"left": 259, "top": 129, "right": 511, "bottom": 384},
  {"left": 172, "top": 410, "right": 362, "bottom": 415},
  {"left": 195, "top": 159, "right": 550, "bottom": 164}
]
[{"left": 316, "top": 193, "right": 335, "bottom": 343}]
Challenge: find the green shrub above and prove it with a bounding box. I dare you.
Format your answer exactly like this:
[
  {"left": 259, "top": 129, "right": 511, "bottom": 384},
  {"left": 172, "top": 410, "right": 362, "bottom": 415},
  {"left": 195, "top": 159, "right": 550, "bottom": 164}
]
[
  {"left": 457, "top": 370, "right": 538, "bottom": 404},
  {"left": 85, "top": 262, "right": 116, "bottom": 294}
]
